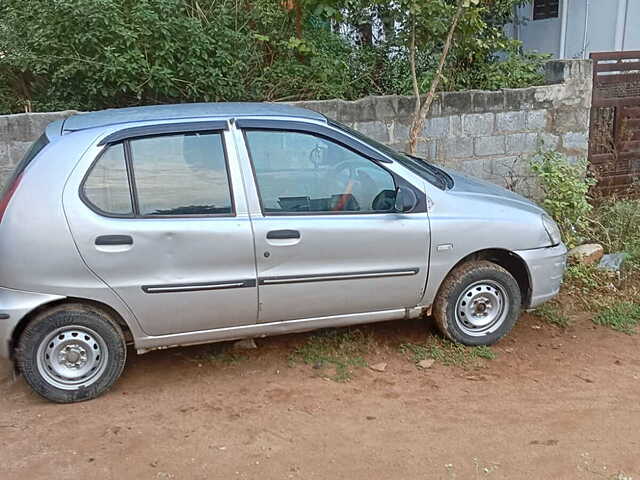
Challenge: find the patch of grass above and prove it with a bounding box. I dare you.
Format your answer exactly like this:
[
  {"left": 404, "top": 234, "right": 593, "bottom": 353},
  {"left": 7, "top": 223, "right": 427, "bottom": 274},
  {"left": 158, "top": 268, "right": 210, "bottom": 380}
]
[
  {"left": 288, "top": 329, "right": 374, "bottom": 382},
  {"left": 593, "top": 302, "right": 640, "bottom": 335},
  {"left": 561, "top": 263, "right": 634, "bottom": 312},
  {"left": 532, "top": 302, "right": 572, "bottom": 328},
  {"left": 565, "top": 264, "right": 606, "bottom": 291},
  {"left": 399, "top": 337, "right": 495, "bottom": 368}
]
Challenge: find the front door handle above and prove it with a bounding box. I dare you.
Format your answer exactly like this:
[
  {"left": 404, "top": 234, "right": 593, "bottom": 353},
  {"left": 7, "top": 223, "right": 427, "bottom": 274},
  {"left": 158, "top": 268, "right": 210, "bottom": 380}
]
[
  {"left": 266, "top": 230, "right": 300, "bottom": 240},
  {"left": 95, "top": 235, "right": 133, "bottom": 246}
]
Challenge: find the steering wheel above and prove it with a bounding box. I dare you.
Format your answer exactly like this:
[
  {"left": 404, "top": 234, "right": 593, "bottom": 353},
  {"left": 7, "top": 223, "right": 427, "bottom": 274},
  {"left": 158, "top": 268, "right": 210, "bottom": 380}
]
[{"left": 333, "top": 160, "right": 377, "bottom": 189}]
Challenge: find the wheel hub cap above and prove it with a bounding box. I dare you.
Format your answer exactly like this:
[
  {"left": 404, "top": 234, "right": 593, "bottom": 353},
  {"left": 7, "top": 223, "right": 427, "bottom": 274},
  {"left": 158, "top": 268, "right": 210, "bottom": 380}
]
[
  {"left": 36, "top": 326, "right": 108, "bottom": 390},
  {"left": 454, "top": 281, "right": 509, "bottom": 336}
]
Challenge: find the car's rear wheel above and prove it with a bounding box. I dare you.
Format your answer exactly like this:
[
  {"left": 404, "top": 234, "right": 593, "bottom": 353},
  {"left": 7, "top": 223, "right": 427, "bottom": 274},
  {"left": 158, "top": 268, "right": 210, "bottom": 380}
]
[
  {"left": 433, "top": 261, "right": 521, "bottom": 346},
  {"left": 16, "top": 304, "right": 126, "bottom": 403}
]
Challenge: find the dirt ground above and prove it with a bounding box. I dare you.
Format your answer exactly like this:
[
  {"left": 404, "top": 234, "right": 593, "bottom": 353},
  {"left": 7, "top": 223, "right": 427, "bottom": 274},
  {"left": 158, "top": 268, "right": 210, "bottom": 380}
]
[{"left": 1, "top": 309, "right": 640, "bottom": 480}]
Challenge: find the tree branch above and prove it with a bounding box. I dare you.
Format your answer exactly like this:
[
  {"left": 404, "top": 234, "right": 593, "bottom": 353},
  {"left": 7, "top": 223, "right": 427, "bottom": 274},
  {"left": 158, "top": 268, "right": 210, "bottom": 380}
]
[{"left": 407, "top": 0, "right": 465, "bottom": 155}]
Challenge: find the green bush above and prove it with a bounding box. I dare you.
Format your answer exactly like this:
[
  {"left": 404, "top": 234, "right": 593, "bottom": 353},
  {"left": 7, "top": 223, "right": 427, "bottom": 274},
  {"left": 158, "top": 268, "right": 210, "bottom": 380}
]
[
  {"left": 588, "top": 199, "right": 640, "bottom": 256},
  {"left": 0, "top": 0, "right": 552, "bottom": 113},
  {"left": 530, "top": 150, "right": 596, "bottom": 248}
]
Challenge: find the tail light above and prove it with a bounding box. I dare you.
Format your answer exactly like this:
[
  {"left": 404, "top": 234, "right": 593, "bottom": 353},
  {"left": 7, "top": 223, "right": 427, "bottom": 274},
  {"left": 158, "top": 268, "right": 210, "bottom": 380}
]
[{"left": 0, "top": 172, "right": 24, "bottom": 223}]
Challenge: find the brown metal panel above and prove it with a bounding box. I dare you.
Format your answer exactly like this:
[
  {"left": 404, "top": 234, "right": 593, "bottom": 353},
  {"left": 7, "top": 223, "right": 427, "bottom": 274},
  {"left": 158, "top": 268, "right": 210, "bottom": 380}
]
[
  {"left": 589, "top": 51, "right": 640, "bottom": 196},
  {"left": 591, "top": 51, "right": 640, "bottom": 61},
  {"left": 595, "top": 61, "right": 640, "bottom": 73}
]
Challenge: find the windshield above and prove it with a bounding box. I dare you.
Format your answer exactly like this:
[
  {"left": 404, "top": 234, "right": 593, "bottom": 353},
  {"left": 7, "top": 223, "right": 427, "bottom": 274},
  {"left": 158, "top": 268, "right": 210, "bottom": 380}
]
[{"left": 329, "top": 119, "right": 452, "bottom": 190}]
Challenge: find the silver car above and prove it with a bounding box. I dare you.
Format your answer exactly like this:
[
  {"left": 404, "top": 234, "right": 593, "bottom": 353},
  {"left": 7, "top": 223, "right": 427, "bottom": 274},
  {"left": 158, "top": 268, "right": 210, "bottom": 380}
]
[{"left": 0, "top": 103, "right": 566, "bottom": 402}]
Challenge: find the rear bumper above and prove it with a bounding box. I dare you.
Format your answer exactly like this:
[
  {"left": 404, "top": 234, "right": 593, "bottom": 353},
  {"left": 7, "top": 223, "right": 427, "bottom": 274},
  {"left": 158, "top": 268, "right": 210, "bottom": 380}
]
[
  {"left": 514, "top": 243, "right": 567, "bottom": 309},
  {"left": 0, "top": 287, "right": 64, "bottom": 359}
]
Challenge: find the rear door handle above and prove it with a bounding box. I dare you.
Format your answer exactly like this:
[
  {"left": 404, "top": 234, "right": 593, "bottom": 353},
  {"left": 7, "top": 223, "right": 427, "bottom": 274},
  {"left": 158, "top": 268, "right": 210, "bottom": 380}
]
[
  {"left": 95, "top": 235, "right": 133, "bottom": 246},
  {"left": 266, "top": 230, "right": 300, "bottom": 240}
]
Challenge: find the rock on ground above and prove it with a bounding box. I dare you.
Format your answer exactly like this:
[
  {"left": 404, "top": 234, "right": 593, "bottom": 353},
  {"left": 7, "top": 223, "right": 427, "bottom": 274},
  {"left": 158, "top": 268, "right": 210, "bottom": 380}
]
[
  {"left": 417, "top": 359, "right": 435, "bottom": 369},
  {"left": 369, "top": 362, "right": 387, "bottom": 372},
  {"left": 567, "top": 243, "right": 604, "bottom": 265},
  {"left": 232, "top": 338, "right": 257, "bottom": 350}
]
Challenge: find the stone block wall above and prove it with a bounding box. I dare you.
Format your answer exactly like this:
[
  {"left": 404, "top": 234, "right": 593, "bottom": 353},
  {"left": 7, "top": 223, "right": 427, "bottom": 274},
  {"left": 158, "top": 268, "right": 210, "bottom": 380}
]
[
  {"left": 0, "top": 111, "right": 76, "bottom": 188},
  {"left": 292, "top": 59, "right": 593, "bottom": 198},
  {"left": 0, "top": 60, "right": 592, "bottom": 198}
]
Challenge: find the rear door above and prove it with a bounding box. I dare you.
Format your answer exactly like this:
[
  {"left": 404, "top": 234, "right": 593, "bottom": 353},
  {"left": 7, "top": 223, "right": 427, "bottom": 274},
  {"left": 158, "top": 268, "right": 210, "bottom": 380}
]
[
  {"left": 235, "top": 120, "right": 430, "bottom": 323},
  {"left": 64, "top": 123, "right": 257, "bottom": 336}
]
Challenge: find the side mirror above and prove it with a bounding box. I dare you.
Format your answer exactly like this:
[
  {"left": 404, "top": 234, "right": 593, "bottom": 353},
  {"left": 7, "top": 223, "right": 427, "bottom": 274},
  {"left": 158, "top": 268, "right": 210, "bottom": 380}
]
[{"left": 394, "top": 186, "right": 418, "bottom": 213}]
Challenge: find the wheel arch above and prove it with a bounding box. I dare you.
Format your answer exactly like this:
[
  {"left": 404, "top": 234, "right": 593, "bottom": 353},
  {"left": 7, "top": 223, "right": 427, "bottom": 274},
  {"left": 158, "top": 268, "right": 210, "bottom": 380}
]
[
  {"left": 10, "top": 297, "right": 133, "bottom": 361},
  {"left": 438, "top": 248, "right": 532, "bottom": 307}
]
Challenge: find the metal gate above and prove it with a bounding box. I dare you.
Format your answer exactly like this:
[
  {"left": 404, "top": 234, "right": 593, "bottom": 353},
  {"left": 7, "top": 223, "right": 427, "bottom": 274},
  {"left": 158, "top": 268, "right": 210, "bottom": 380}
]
[{"left": 589, "top": 51, "right": 640, "bottom": 195}]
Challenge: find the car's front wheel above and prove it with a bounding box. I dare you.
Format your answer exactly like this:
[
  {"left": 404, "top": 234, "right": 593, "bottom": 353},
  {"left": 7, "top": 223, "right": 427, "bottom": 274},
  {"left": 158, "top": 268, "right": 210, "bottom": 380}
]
[
  {"left": 433, "top": 261, "right": 521, "bottom": 346},
  {"left": 16, "top": 304, "right": 127, "bottom": 403}
]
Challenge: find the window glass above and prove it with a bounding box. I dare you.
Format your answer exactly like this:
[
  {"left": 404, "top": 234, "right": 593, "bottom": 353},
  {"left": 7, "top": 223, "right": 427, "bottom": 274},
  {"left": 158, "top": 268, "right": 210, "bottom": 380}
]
[
  {"left": 130, "top": 132, "right": 232, "bottom": 216},
  {"left": 245, "top": 130, "right": 396, "bottom": 214},
  {"left": 533, "top": 0, "right": 558, "bottom": 20},
  {"left": 83, "top": 143, "right": 133, "bottom": 215}
]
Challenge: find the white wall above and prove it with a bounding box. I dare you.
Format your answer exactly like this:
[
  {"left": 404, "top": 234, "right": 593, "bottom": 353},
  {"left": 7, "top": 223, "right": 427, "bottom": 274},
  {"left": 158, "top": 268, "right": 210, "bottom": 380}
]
[
  {"left": 624, "top": 0, "right": 640, "bottom": 50},
  {"left": 514, "top": 2, "right": 563, "bottom": 57},
  {"left": 510, "top": 0, "right": 640, "bottom": 58}
]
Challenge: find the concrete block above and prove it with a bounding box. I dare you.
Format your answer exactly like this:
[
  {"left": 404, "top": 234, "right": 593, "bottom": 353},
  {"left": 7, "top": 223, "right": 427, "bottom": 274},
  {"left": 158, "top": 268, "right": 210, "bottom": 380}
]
[
  {"left": 474, "top": 136, "right": 506, "bottom": 156},
  {"left": 449, "top": 115, "right": 463, "bottom": 137},
  {"left": 506, "top": 133, "right": 539, "bottom": 154},
  {"left": 472, "top": 91, "right": 505, "bottom": 113},
  {"left": 538, "top": 133, "right": 560, "bottom": 149},
  {"left": 496, "top": 111, "right": 527, "bottom": 133},
  {"left": 441, "top": 137, "right": 473, "bottom": 159},
  {"left": 554, "top": 107, "right": 590, "bottom": 133},
  {"left": 297, "top": 100, "right": 339, "bottom": 121},
  {"left": 442, "top": 91, "right": 473, "bottom": 115},
  {"left": 504, "top": 87, "right": 536, "bottom": 111},
  {"left": 458, "top": 158, "right": 489, "bottom": 179},
  {"left": 489, "top": 156, "right": 526, "bottom": 177},
  {"left": 526, "top": 110, "right": 548, "bottom": 130},
  {"left": 463, "top": 113, "right": 494, "bottom": 136},
  {"left": 374, "top": 96, "right": 399, "bottom": 121},
  {"left": 353, "top": 121, "right": 391, "bottom": 143},
  {"left": 562, "top": 131, "right": 589, "bottom": 151},
  {"left": 346, "top": 97, "right": 377, "bottom": 123},
  {"left": 416, "top": 139, "right": 437, "bottom": 160},
  {"left": 8, "top": 141, "right": 32, "bottom": 166},
  {"left": 422, "top": 116, "right": 449, "bottom": 138},
  {"left": 393, "top": 121, "right": 410, "bottom": 144},
  {"left": 396, "top": 96, "right": 418, "bottom": 119}
]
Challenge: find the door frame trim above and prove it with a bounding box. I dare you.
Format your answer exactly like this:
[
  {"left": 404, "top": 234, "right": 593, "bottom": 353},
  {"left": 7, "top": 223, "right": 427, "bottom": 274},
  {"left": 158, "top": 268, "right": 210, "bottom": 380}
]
[
  {"left": 258, "top": 268, "right": 420, "bottom": 285},
  {"left": 142, "top": 279, "right": 256, "bottom": 294}
]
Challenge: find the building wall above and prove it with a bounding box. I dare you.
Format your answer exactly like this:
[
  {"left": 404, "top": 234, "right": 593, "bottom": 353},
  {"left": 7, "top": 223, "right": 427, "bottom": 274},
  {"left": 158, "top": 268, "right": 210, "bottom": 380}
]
[
  {"left": 512, "top": 0, "right": 640, "bottom": 59},
  {"left": 0, "top": 60, "right": 592, "bottom": 200}
]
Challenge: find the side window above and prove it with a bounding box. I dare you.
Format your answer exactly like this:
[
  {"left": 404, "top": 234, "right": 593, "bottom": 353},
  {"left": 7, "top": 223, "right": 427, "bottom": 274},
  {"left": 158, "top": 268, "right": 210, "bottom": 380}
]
[
  {"left": 245, "top": 130, "right": 396, "bottom": 214},
  {"left": 129, "top": 132, "right": 233, "bottom": 216},
  {"left": 83, "top": 143, "right": 133, "bottom": 215}
]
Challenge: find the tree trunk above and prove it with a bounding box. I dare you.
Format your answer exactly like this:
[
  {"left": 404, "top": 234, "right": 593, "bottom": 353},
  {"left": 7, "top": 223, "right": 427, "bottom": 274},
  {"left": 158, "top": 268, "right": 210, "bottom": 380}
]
[{"left": 407, "top": 0, "right": 465, "bottom": 155}]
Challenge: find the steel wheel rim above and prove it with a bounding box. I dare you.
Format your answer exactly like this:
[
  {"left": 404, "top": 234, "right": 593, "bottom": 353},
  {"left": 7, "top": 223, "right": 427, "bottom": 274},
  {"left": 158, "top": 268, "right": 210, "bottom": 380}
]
[
  {"left": 36, "top": 326, "right": 108, "bottom": 390},
  {"left": 454, "top": 280, "right": 509, "bottom": 337}
]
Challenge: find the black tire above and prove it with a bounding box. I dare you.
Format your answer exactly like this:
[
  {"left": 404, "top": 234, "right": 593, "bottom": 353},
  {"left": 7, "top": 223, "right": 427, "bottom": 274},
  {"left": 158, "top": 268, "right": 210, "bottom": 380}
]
[
  {"left": 433, "top": 260, "right": 521, "bottom": 346},
  {"left": 16, "top": 304, "right": 127, "bottom": 403}
]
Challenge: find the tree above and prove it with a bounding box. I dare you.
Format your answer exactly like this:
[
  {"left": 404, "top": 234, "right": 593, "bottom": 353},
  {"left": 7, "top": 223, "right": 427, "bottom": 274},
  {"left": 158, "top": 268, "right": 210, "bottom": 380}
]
[{"left": 407, "top": 0, "right": 477, "bottom": 154}]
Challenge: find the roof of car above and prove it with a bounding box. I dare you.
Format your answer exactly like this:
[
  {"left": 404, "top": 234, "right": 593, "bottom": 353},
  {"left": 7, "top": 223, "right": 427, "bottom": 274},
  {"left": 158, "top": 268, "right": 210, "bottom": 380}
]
[{"left": 62, "top": 102, "right": 325, "bottom": 132}]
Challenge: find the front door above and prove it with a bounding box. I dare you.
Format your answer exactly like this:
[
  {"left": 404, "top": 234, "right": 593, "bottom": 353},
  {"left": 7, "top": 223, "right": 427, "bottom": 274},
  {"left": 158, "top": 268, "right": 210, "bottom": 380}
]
[
  {"left": 239, "top": 125, "right": 430, "bottom": 323},
  {"left": 65, "top": 127, "right": 257, "bottom": 336}
]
